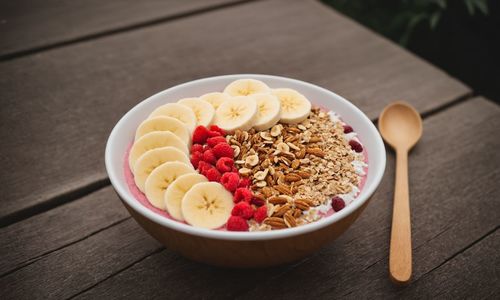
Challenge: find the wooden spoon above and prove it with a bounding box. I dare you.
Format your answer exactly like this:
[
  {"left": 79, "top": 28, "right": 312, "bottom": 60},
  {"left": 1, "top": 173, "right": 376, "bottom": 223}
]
[{"left": 379, "top": 101, "right": 423, "bottom": 285}]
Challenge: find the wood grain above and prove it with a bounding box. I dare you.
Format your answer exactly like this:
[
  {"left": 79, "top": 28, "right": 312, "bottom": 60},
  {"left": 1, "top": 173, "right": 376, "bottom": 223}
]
[
  {"left": 0, "top": 218, "right": 162, "bottom": 300},
  {"left": 3, "top": 98, "right": 495, "bottom": 299},
  {"left": 0, "top": 0, "right": 470, "bottom": 223},
  {"left": 398, "top": 229, "right": 499, "bottom": 299},
  {"left": 0, "top": 186, "right": 129, "bottom": 275},
  {"left": 0, "top": 0, "right": 243, "bottom": 58}
]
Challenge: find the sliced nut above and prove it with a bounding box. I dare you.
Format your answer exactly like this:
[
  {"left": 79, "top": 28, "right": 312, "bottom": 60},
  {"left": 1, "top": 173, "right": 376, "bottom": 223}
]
[
  {"left": 270, "top": 125, "right": 282, "bottom": 137},
  {"left": 231, "top": 145, "right": 240, "bottom": 157},
  {"left": 274, "top": 184, "right": 291, "bottom": 195},
  {"left": 255, "top": 180, "right": 267, "bottom": 187},
  {"left": 283, "top": 211, "right": 297, "bottom": 227},
  {"left": 242, "top": 131, "right": 249, "bottom": 141},
  {"left": 297, "top": 171, "right": 311, "bottom": 179},
  {"left": 264, "top": 217, "right": 287, "bottom": 229},
  {"left": 273, "top": 203, "right": 291, "bottom": 217},
  {"left": 294, "top": 199, "right": 310, "bottom": 211},
  {"left": 296, "top": 198, "right": 315, "bottom": 206},
  {"left": 284, "top": 173, "right": 302, "bottom": 182},
  {"left": 309, "top": 136, "right": 322, "bottom": 143},
  {"left": 287, "top": 127, "right": 301, "bottom": 134},
  {"left": 262, "top": 187, "right": 273, "bottom": 198},
  {"left": 254, "top": 169, "right": 269, "bottom": 181},
  {"left": 291, "top": 159, "right": 301, "bottom": 169},
  {"left": 260, "top": 131, "right": 273, "bottom": 141},
  {"left": 268, "top": 196, "right": 288, "bottom": 205},
  {"left": 235, "top": 160, "right": 245, "bottom": 164},
  {"left": 261, "top": 159, "right": 270, "bottom": 168},
  {"left": 297, "top": 124, "right": 307, "bottom": 131},
  {"left": 245, "top": 154, "right": 259, "bottom": 167},
  {"left": 276, "top": 142, "right": 290, "bottom": 153},
  {"left": 266, "top": 175, "right": 274, "bottom": 187},
  {"left": 293, "top": 208, "right": 302, "bottom": 218},
  {"left": 238, "top": 167, "right": 252, "bottom": 176},
  {"left": 268, "top": 166, "right": 275, "bottom": 175},
  {"left": 306, "top": 147, "right": 325, "bottom": 158},
  {"left": 296, "top": 148, "right": 306, "bottom": 159},
  {"left": 287, "top": 142, "right": 300, "bottom": 151}
]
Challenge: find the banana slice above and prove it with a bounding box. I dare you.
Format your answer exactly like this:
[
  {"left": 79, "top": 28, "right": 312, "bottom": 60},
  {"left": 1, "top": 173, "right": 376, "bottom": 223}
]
[
  {"left": 133, "top": 147, "right": 191, "bottom": 193},
  {"left": 200, "top": 92, "right": 230, "bottom": 110},
  {"left": 181, "top": 182, "right": 234, "bottom": 229},
  {"left": 135, "top": 116, "right": 190, "bottom": 144},
  {"left": 145, "top": 161, "right": 195, "bottom": 210},
  {"left": 128, "top": 131, "right": 188, "bottom": 170},
  {"left": 164, "top": 173, "right": 207, "bottom": 221},
  {"left": 223, "top": 79, "right": 270, "bottom": 96},
  {"left": 252, "top": 93, "right": 281, "bottom": 131},
  {"left": 177, "top": 97, "right": 215, "bottom": 127},
  {"left": 271, "top": 88, "right": 311, "bottom": 124},
  {"left": 214, "top": 96, "right": 257, "bottom": 132},
  {"left": 148, "top": 103, "right": 197, "bottom": 132}
]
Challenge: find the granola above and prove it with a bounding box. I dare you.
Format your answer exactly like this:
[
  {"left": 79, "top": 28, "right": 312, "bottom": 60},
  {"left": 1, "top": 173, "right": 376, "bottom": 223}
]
[{"left": 226, "top": 108, "right": 366, "bottom": 231}]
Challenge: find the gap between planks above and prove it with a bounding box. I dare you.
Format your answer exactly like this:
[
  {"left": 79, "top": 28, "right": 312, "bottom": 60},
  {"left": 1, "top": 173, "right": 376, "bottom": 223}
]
[
  {"left": 0, "top": 0, "right": 260, "bottom": 62},
  {"left": 0, "top": 92, "right": 482, "bottom": 229}
]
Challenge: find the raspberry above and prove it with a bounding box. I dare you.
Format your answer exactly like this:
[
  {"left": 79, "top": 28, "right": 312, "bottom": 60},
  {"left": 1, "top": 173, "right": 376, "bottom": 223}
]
[
  {"left": 216, "top": 157, "right": 234, "bottom": 173},
  {"left": 190, "top": 151, "right": 203, "bottom": 169},
  {"left": 226, "top": 216, "right": 249, "bottom": 231},
  {"left": 238, "top": 177, "right": 251, "bottom": 188},
  {"left": 331, "top": 196, "right": 345, "bottom": 212},
  {"left": 205, "top": 167, "right": 221, "bottom": 182},
  {"left": 343, "top": 125, "right": 353, "bottom": 134},
  {"left": 231, "top": 201, "right": 254, "bottom": 219},
  {"left": 191, "top": 144, "right": 203, "bottom": 153},
  {"left": 212, "top": 143, "right": 234, "bottom": 159},
  {"left": 220, "top": 172, "right": 239, "bottom": 192},
  {"left": 233, "top": 187, "right": 252, "bottom": 203},
  {"left": 207, "top": 130, "right": 222, "bottom": 137},
  {"left": 202, "top": 150, "right": 217, "bottom": 165},
  {"left": 349, "top": 140, "right": 363, "bottom": 153},
  {"left": 192, "top": 126, "right": 209, "bottom": 144},
  {"left": 206, "top": 136, "right": 227, "bottom": 148},
  {"left": 254, "top": 205, "right": 268, "bottom": 223},
  {"left": 203, "top": 145, "right": 211, "bottom": 152},
  {"left": 209, "top": 125, "right": 225, "bottom": 136},
  {"left": 197, "top": 161, "right": 212, "bottom": 173},
  {"left": 231, "top": 166, "right": 238, "bottom": 173}
]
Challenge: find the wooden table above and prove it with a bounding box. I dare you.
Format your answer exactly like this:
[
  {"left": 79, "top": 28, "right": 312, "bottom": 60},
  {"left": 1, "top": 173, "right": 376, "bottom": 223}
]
[{"left": 1, "top": 1, "right": 499, "bottom": 298}]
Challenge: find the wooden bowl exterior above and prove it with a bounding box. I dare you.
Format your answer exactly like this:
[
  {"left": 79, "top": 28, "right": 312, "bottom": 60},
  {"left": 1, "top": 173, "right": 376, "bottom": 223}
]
[{"left": 121, "top": 197, "right": 371, "bottom": 268}]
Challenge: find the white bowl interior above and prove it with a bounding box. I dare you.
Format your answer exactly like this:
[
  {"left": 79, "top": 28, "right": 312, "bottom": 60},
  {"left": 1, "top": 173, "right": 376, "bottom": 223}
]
[{"left": 105, "top": 74, "right": 386, "bottom": 240}]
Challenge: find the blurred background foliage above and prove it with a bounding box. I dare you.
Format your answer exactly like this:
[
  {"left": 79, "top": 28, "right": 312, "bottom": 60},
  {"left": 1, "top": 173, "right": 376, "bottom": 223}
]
[{"left": 322, "top": 0, "right": 499, "bottom": 103}]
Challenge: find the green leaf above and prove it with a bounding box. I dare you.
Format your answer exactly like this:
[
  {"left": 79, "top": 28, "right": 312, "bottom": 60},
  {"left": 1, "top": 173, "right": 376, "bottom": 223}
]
[
  {"left": 429, "top": 11, "right": 441, "bottom": 29},
  {"left": 474, "top": 0, "right": 489, "bottom": 15},
  {"left": 435, "top": 0, "right": 447, "bottom": 9},
  {"left": 464, "top": 0, "right": 475, "bottom": 15}
]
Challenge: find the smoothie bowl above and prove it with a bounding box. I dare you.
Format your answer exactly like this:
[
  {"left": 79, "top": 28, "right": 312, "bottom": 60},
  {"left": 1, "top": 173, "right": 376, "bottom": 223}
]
[{"left": 105, "top": 74, "right": 385, "bottom": 267}]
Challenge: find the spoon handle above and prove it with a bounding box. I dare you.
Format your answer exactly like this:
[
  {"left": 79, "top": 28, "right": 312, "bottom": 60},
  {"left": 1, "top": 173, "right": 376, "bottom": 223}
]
[{"left": 389, "top": 149, "right": 412, "bottom": 284}]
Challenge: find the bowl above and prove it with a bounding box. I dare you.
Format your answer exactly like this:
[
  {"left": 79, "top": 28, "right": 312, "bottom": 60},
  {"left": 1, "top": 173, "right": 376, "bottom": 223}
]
[{"left": 105, "top": 74, "right": 386, "bottom": 267}]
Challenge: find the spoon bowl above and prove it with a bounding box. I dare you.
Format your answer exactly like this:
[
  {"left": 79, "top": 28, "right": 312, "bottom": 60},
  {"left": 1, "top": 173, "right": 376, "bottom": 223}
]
[{"left": 379, "top": 102, "right": 423, "bottom": 151}]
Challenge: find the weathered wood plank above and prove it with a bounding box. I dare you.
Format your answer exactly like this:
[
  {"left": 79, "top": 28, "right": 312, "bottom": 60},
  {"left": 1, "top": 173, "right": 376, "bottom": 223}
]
[
  {"left": 0, "top": 218, "right": 162, "bottom": 300},
  {"left": 0, "top": 97, "right": 484, "bottom": 299},
  {"left": 0, "top": 186, "right": 128, "bottom": 275},
  {"left": 0, "top": 0, "right": 470, "bottom": 223},
  {"left": 0, "top": 0, "right": 244, "bottom": 58},
  {"left": 398, "top": 229, "right": 499, "bottom": 299}
]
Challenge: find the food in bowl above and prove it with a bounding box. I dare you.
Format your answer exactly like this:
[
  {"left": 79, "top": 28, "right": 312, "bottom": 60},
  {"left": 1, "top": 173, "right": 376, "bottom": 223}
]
[{"left": 124, "top": 79, "right": 368, "bottom": 232}]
